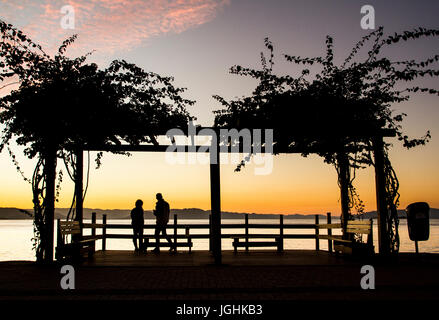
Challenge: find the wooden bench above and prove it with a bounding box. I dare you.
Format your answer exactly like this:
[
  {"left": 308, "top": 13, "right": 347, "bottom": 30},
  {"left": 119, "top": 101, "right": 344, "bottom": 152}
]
[
  {"left": 142, "top": 227, "right": 193, "bottom": 252},
  {"left": 232, "top": 236, "right": 283, "bottom": 253},
  {"left": 319, "top": 219, "right": 374, "bottom": 255},
  {"left": 56, "top": 220, "right": 96, "bottom": 262}
]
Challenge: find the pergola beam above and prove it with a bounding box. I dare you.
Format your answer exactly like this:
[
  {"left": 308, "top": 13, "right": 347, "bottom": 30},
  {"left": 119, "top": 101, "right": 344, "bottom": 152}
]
[
  {"left": 83, "top": 144, "right": 375, "bottom": 154},
  {"left": 82, "top": 127, "right": 396, "bottom": 153},
  {"left": 107, "top": 126, "right": 396, "bottom": 137}
]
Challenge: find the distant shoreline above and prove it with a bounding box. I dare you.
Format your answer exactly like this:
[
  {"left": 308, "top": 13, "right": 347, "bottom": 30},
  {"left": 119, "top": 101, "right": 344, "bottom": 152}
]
[
  {"left": 0, "top": 207, "right": 331, "bottom": 220},
  {"left": 1, "top": 207, "right": 438, "bottom": 220}
]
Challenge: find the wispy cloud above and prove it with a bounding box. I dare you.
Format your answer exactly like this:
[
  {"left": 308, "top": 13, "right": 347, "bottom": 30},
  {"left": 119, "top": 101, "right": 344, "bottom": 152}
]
[{"left": 0, "top": 0, "right": 230, "bottom": 56}]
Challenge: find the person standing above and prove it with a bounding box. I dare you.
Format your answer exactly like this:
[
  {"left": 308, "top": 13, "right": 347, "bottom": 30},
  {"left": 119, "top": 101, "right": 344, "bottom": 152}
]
[
  {"left": 131, "top": 199, "right": 144, "bottom": 252},
  {"left": 152, "top": 193, "right": 176, "bottom": 253}
]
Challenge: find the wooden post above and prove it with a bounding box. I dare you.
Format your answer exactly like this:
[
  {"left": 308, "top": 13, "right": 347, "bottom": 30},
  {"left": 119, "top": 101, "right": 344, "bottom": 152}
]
[
  {"left": 337, "top": 152, "right": 351, "bottom": 240},
  {"left": 186, "top": 227, "right": 191, "bottom": 253},
  {"left": 370, "top": 219, "right": 374, "bottom": 243},
  {"left": 245, "top": 214, "right": 249, "bottom": 252},
  {"left": 174, "top": 214, "right": 178, "bottom": 247},
  {"left": 279, "top": 215, "right": 284, "bottom": 251},
  {"left": 102, "top": 214, "right": 107, "bottom": 251},
  {"left": 210, "top": 138, "right": 222, "bottom": 265},
  {"left": 42, "top": 147, "right": 57, "bottom": 263},
  {"left": 315, "top": 214, "right": 320, "bottom": 251},
  {"left": 327, "top": 212, "right": 332, "bottom": 253},
  {"left": 74, "top": 147, "right": 83, "bottom": 228},
  {"left": 373, "top": 136, "right": 390, "bottom": 255},
  {"left": 55, "top": 219, "right": 61, "bottom": 261},
  {"left": 56, "top": 219, "right": 62, "bottom": 248},
  {"left": 210, "top": 214, "right": 213, "bottom": 252},
  {"left": 91, "top": 212, "right": 96, "bottom": 238}
]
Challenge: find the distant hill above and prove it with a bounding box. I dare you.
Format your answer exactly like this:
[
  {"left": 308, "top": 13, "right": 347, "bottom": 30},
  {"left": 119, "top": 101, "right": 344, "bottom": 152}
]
[
  {"left": 0, "top": 207, "right": 325, "bottom": 220},
  {"left": 1, "top": 207, "right": 438, "bottom": 220},
  {"left": 356, "top": 208, "right": 439, "bottom": 220}
]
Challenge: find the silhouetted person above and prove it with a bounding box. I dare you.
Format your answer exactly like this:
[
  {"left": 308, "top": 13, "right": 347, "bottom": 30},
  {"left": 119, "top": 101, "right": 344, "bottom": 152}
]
[
  {"left": 152, "top": 193, "right": 176, "bottom": 253},
  {"left": 131, "top": 199, "right": 144, "bottom": 252}
]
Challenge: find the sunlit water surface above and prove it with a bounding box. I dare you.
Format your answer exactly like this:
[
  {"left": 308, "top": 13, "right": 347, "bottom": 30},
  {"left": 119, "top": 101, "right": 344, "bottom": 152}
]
[{"left": 1, "top": 219, "right": 438, "bottom": 261}]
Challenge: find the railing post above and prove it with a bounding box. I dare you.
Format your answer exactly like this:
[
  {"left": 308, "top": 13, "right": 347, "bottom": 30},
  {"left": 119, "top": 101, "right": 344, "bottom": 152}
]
[
  {"left": 186, "top": 227, "right": 191, "bottom": 253},
  {"left": 91, "top": 212, "right": 96, "bottom": 239},
  {"left": 245, "top": 214, "right": 249, "bottom": 252},
  {"left": 56, "top": 219, "right": 62, "bottom": 248},
  {"left": 327, "top": 212, "right": 332, "bottom": 253},
  {"left": 174, "top": 214, "right": 178, "bottom": 247},
  {"left": 279, "top": 215, "right": 284, "bottom": 251},
  {"left": 315, "top": 214, "right": 320, "bottom": 251},
  {"left": 55, "top": 219, "right": 61, "bottom": 261},
  {"left": 102, "top": 214, "right": 107, "bottom": 251},
  {"left": 208, "top": 214, "right": 212, "bottom": 252},
  {"left": 368, "top": 218, "right": 374, "bottom": 248}
]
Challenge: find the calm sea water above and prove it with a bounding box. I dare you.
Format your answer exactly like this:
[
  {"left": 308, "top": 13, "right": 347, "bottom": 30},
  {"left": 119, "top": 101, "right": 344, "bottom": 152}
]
[{"left": 1, "top": 219, "right": 438, "bottom": 261}]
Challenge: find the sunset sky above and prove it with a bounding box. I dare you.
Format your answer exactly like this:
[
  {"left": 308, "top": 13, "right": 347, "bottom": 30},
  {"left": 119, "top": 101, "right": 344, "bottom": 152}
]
[{"left": 1, "top": 0, "right": 438, "bottom": 215}]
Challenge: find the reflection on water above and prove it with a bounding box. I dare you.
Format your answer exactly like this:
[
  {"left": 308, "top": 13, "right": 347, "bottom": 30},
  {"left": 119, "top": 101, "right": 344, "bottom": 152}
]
[{"left": 1, "top": 219, "right": 438, "bottom": 261}]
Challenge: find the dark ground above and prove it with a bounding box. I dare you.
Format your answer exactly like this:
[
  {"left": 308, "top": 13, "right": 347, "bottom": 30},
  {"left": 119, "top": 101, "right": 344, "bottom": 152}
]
[{"left": 0, "top": 250, "right": 438, "bottom": 317}]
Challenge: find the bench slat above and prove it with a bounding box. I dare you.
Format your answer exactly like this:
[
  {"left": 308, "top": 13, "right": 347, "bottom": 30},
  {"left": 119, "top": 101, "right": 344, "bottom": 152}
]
[
  {"left": 82, "top": 235, "right": 102, "bottom": 241},
  {"left": 317, "top": 235, "right": 343, "bottom": 241},
  {"left": 60, "top": 226, "right": 80, "bottom": 230},
  {"left": 346, "top": 228, "right": 371, "bottom": 234},
  {"left": 60, "top": 229, "right": 81, "bottom": 235},
  {"left": 346, "top": 226, "right": 371, "bottom": 230},
  {"left": 332, "top": 239, "right": 352, "bottom": 243},
  {"left": 347, "top": 220, "right": 371, "bottom": 225},
  {"left": 60, "top": 222, "right": 80, "bottom": 226}
]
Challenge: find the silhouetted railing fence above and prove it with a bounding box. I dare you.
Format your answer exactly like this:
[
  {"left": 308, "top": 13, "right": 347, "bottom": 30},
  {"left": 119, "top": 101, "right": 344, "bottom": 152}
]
[{"left": 81, "top": 212, "right": 341, "bottom": 252}]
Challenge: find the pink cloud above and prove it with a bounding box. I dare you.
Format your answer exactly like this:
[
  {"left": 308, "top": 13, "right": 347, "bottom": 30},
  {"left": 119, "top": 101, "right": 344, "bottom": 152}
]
[{"left": 0, "top": 0, "right": 230, "bottom": 57}]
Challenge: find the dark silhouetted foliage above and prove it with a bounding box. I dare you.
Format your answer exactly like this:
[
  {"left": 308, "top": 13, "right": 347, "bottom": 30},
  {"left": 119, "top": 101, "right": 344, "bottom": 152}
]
[
  {"left": 214, "top": 28, "right": 439, "bottom": 252},
  {"left": 0, "top": 20, "right": 194, "bottom": 261}
]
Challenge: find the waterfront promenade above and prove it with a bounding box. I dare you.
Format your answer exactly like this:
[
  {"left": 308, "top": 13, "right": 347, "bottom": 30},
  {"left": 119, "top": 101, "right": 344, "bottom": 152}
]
[{"left": 1, "top": 250, "right": 438, "bottom": 301}]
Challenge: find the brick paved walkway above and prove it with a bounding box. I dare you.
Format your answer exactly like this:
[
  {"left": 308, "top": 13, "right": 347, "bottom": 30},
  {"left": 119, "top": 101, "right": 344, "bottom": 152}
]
[{"left": 0, "top": 251, "right": 438, "bottom": 301}]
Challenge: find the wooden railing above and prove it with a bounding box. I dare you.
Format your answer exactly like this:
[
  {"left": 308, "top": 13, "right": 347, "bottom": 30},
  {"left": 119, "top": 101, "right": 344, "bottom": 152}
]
[{"left": 80, "top": 212, "right": 343, "bottom": 252}]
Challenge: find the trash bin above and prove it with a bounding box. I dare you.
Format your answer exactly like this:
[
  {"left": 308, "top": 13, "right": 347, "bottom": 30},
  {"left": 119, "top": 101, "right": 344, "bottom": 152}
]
[{"left": 406, "top": 202, "right": 430, "bottom": 242}]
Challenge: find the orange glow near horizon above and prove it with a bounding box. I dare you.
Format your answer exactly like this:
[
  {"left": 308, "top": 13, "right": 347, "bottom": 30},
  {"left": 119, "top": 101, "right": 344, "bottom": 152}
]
[
  {"left": 1, "top": 145, "right": 438, "bottom": 215},
  {"left": 1, "top": 1, "right": 438, "bottom": 216}
]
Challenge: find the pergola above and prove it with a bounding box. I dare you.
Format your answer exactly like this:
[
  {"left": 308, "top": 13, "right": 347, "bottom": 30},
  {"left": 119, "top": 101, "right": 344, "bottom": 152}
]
[{"left": 67, "top": 126, "right": 395, "bottom": 265}]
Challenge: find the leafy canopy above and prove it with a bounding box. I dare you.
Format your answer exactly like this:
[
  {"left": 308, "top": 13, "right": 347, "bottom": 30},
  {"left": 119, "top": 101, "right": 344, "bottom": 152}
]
[
  {"left": 0, "top": 20, "right": 194, "bottom": 161},
  {"left": 214, "top": 28, "right": 439, "bottom": 167}
]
